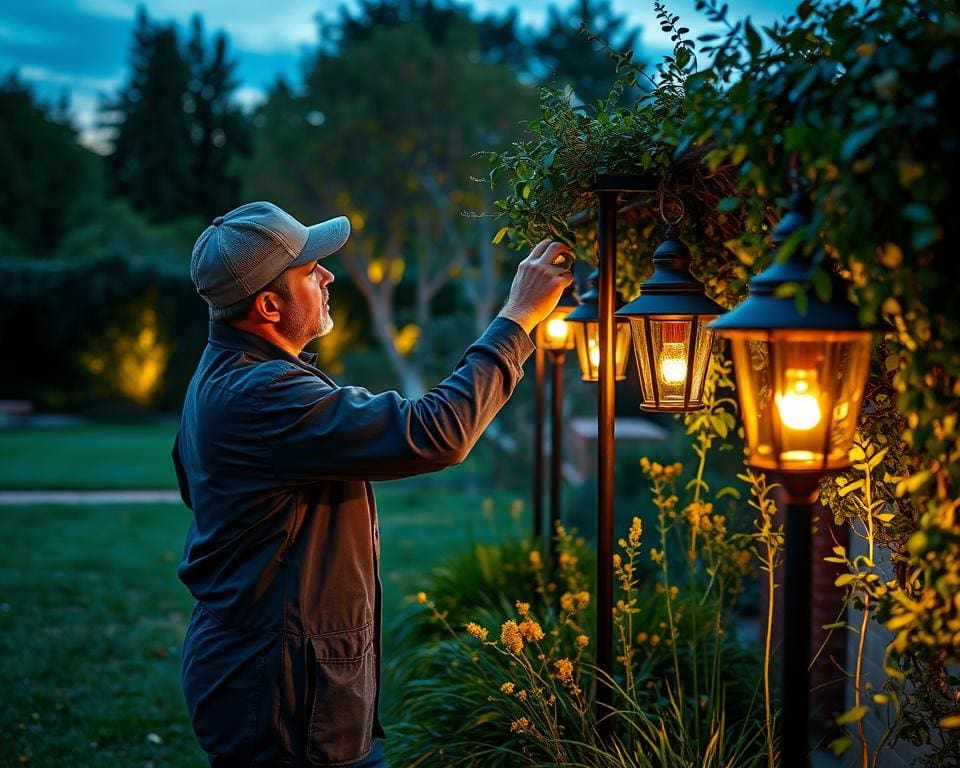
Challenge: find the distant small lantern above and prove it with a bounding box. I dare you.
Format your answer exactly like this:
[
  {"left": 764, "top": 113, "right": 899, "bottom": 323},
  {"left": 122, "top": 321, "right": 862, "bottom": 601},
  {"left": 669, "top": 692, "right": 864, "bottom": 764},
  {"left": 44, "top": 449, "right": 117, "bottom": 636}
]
[
  {"left": 616, "top": 222, "right": 726, "bottom": 411},
  {"left": 709, "top": 192, "right": 873, "bottom": 474},
  {"left": 565, "top": 267, "right": 631, "bottom": 382},
  {"left": 537, "top": 284, "right": 579, "bottom": 354}
]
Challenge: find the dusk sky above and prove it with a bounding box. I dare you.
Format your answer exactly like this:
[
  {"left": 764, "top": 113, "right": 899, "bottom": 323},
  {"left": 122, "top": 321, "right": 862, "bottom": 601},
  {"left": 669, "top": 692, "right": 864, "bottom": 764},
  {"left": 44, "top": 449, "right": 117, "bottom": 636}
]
[{"left": 1, "top": 0, "right": 798, "bottom": 149}]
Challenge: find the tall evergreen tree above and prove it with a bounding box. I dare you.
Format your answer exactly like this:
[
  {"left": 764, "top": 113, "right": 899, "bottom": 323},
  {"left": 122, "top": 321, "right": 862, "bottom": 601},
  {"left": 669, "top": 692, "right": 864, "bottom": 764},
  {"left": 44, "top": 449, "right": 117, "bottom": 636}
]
[
  {"left": 185, "top": 15, "right": 250, "bottom": 220},
  {"left": 102, "top": 9, "right": 193, "bottom": 220},
  {"left": 535, "top": 0, "right": 644, "bottom": 104},
  {"left": 102, "top": 9, "right": 248, "bottom": 222},
  {"left": 0, "top": 74, "right": 100, "bottom": 255}
]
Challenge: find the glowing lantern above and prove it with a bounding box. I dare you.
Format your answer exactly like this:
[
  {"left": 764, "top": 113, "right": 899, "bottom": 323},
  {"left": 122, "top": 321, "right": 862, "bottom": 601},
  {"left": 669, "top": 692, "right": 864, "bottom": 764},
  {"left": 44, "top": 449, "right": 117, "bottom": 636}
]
[
  {"left": 709, "top": 192, "right": 873, "bottom": 474},
  {"left": 615, "top": 224, "right": 725, "bottom": 411},
  {"left": 564, "top": 267, "right": 631, "bottom": 382},
  {"left": 537, "top": 285, "right": 578, "bottom": 353}
]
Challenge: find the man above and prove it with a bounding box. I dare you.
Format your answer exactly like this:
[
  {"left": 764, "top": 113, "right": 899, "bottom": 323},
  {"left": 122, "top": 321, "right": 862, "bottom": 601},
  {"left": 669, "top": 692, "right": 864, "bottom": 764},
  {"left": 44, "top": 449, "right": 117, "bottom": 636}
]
[{"left": 173, "top": 200, "right": 572, "bottom": 767}]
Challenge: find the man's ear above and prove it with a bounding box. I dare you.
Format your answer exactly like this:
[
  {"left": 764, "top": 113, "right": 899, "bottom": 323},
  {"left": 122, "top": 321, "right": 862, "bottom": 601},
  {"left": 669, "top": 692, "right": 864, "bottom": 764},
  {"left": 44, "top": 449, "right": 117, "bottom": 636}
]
[{"left": 252, "top": 291, "right": 283, "bottom": 323}]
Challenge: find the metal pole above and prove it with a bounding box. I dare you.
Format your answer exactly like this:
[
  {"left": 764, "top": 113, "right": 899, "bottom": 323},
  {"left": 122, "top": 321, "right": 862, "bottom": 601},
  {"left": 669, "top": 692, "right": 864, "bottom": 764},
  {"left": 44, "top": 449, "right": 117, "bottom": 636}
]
[
  {"left": 549, "top": 350, "right": 565, "bottom": 553},
  {"left": 778, "top": 476, "right": 818, "bottom": 768},
  {"left": 534, "top": 342, "right": 545, "bottom": 544},
  {"left": 595, "top": 190, "right": 618, "bottom": 735}
]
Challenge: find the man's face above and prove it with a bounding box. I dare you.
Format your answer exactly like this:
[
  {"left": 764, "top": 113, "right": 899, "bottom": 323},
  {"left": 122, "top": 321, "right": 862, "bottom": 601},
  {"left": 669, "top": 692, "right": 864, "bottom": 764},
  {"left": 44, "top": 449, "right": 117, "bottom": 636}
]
[{"left": 277, "top": 260, "right": 335, "bottom": 350}]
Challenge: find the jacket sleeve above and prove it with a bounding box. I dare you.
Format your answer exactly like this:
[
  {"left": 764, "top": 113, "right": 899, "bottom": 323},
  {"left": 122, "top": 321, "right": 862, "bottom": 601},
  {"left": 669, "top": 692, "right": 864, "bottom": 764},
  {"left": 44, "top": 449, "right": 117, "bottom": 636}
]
[{"left": 256, "top": 316, "right": 535, "bottom": 483}]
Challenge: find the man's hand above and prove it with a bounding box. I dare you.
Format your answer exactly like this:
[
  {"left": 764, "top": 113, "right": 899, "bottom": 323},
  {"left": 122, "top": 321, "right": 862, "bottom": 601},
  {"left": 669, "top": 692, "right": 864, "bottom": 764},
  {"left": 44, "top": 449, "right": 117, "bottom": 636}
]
[{"left": 498, "top": 240, "right": 575, "bottom": 334}]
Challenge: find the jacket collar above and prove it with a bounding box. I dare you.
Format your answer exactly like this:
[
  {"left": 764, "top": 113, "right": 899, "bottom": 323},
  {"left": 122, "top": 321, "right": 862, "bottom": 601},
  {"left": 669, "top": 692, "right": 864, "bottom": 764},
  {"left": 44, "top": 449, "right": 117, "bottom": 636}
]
[{"left": 207, "top": 322, "right": 331, "bottom": 381}]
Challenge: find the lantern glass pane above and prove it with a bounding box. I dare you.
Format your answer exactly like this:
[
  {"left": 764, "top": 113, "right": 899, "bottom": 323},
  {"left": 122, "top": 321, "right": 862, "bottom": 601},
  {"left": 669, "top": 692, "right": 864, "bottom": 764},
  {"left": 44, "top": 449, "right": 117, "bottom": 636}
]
[
  {"left": 615, "top": 322, "right": 631, "bottom": 381},
  {"left": 573, "top": 322, "right": 630, "bottom": 382},
  {"left": 630, "top": 316, "right": 716, "bottom": 411},
  {"left": 727, "top": 330, "right": 872, "bottom": 471},
  {"left": 539, "top": 306, "right": 576, "bottom": 351}
]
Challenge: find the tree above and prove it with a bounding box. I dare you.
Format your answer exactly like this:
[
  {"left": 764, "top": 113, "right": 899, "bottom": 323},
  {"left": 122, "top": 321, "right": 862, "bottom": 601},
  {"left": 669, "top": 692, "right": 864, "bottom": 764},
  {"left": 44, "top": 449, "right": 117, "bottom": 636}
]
[
  {"left": 184, "top": 15, "right": 250, "bottom": 220},
  {"left": 102, "top": 9, "right": 193, "bottom": 221},
  {"left": 0, "top": 74, "right": 101, "bottom": 256},
  {"left": 534, "top": 0, "right": 644, "bottom": 104},
  {"left": 246, "top": 2, "right": 537, "bottom": 395},
  {"left": 102, "top": 9, "right": 248, "bottom": 222}
]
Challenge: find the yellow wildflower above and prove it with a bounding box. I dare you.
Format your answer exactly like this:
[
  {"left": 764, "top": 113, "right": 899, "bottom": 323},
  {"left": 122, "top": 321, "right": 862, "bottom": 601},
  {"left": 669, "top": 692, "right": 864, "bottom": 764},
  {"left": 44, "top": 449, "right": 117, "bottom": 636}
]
[
  {"left": 500, "top": 682, "right": 515, "bottom": 695},
  {"left": 576, "top": 634, "right": 590, "bottom": 649},
  {"left": 510, "top": 717, "right": 532, "bottom": 734},
  {"left": 613, "top": 553, "right": 622, "bottom": 568},
  {"left": 558, "top": 552, "right": 578, "bottom": 568},
  {"left": 518, "top": 619, "right": 544, "bottom": 642},
  {"left": 562, "top": 590, "right": 590, "bottom": 611},
  {"left": 500, "top": 620, "right": 524, "bottom": 654},
  {"left": 554, "top": 658, "right": 574, "bottom": 685},
  {"left": 628, "top": 516, "right": 642, "bottom": 547},
  {"left": 650, "top": 633, "right": 661, "bottom": 646},
  {"left": 517, "top": 689, "right": 528, "bottom": 702},
  {"left": 547, "top": 694, "right": 557, "bottom": 706},
  {"left": 637, "top": 632, "right": 648, "bottom": 644},
  {"left": 465, "top": 622, "right": 488, "bottom": 640},
  {"left": 528, "top": 550, "right": 542, "bottom": 570},
  {"left": 515, "top": 601, "right": 530, "bottom": 617},
  {"left": 416, "top": 592, "right": 427, "bottom": 604}
]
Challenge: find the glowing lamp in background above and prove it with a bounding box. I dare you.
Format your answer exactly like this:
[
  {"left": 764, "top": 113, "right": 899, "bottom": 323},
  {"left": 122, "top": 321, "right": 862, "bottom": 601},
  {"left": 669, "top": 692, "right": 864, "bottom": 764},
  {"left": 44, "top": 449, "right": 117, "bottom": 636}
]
[
  {"left": 710, "top": 192, "right": 873, "bottom": 475},
  {"left": 537, "top": 285, "right": 578, "bottom": 353},
  {"left": 615, "top": 224, "right": 725, "bottom": 411},
  {"left": 565, "top": 267, "right": 631, "bottom": 382}
]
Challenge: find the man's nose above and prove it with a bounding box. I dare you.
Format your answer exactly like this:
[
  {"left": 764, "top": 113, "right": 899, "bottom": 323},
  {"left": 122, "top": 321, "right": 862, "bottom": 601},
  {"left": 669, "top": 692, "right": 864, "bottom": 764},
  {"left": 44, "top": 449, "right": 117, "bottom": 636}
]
[{"left": 316, "top": 264, "right": 335, "bottom": 286}]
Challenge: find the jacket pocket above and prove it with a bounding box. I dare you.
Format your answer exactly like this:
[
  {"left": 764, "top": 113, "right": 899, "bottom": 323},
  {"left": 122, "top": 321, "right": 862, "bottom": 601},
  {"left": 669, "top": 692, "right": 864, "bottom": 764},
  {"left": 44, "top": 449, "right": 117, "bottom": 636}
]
[{"left": 305, "top": 621, "right": 376, "bottom": 766}]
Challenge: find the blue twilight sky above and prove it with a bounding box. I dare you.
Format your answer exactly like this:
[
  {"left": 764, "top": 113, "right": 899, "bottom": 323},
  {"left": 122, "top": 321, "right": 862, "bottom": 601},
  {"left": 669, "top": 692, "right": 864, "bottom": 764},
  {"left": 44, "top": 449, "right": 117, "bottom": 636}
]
[{"left": 0, "top": 0, "right": 798, "bottom": 150}]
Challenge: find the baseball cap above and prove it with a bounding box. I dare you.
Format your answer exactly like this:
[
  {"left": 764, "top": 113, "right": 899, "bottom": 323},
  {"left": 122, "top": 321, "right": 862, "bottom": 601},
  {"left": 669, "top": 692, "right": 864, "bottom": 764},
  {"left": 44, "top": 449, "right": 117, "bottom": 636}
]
[{"left": 190, "top": 201, "right": 351, "bottom": 308}]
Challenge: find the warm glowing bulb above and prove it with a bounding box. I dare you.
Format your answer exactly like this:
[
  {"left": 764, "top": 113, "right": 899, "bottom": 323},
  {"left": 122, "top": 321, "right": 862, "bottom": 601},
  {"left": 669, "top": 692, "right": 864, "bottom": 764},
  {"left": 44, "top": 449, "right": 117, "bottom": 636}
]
[
  {"left": 776, "top": 369, "right": 822, "bottom": 431},
  {"left": 546, "top": 317, "right": 569, "bottom": 344},
  {"left": 659, "top": 342, "right": 688, "bottom": 384},
  {"left": 588, "top": 339, "right": 600, "bottom": 368}
]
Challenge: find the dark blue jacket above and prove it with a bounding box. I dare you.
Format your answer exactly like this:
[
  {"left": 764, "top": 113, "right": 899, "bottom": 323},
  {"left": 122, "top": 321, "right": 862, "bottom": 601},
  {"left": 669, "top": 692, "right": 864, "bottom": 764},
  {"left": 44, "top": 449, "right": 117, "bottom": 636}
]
[{"left": 173, "top": 318, "right": 533, "bottom": 766}]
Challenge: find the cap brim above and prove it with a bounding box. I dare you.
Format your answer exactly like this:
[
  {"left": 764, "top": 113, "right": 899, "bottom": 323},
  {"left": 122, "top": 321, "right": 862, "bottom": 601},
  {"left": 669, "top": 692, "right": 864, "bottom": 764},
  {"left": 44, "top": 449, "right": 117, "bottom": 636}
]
[{"left": 293, "top": 215, "right": 351, "bottom": 265}]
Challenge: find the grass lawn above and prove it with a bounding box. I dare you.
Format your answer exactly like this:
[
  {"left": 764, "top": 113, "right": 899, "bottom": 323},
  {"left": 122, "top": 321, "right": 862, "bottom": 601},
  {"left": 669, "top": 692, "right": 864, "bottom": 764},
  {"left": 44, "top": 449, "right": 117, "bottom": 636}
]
[
  {"left": 0, "top": 485, "right": 528, "bottom": 766},
  {"left": 0, "top": 422, "right": 180, "bottom": 490}
]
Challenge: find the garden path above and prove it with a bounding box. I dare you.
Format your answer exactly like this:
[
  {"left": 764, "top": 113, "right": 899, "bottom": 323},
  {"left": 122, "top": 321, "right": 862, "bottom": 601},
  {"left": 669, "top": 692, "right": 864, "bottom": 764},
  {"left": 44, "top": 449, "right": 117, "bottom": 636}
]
[{"left": 0, "top": 490, "right": 181, "bottom": 504}]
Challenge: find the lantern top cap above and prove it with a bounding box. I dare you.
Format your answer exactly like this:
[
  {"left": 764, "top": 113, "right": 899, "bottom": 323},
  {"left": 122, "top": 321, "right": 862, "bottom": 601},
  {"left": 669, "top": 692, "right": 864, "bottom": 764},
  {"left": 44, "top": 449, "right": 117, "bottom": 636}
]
[
  {"left": 616, "top": 223, "right": 726, "bottom": 319},
  {"left": 709, "top": 191, "right": 867, "bottom": 333}
]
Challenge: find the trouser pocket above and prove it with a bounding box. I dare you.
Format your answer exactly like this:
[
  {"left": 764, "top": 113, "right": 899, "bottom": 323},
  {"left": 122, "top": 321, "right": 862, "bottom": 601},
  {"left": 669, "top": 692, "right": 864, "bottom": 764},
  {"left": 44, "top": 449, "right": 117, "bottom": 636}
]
[{"left": 306, "top": 621, "right": 376, "bottom": 766}]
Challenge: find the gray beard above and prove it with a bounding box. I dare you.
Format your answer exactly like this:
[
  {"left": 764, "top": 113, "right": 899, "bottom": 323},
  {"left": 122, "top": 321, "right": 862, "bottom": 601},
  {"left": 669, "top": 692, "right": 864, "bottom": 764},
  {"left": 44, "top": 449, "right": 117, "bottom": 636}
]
[{"left": 283, "top": 308, "right": 333, "bottom": 353}]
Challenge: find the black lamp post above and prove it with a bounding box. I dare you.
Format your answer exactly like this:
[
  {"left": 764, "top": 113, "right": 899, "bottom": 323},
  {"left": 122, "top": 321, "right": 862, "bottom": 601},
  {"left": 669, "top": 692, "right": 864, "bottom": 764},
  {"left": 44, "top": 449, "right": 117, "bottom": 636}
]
[
  {"left": 533, "top": 342, "right": 546, "bottom": 542},
  {"left": 592, "top": 173, "right": 660, "bottom": 735},
  {"left": 709, "top": 191, "right": 873, "bottom": 767},
  {"left": 616, "top": 217, "right": 726, "bottom": 412},
  {"left": 565, "top": 266, "right": 632, "bottom": 382},
  {"left": 536, "top": 284, "right": 579, "bottom": 549}
]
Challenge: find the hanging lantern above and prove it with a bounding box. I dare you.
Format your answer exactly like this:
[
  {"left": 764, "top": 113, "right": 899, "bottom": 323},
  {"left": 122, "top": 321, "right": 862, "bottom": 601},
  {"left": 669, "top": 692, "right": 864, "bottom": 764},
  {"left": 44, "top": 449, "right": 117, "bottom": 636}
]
[
  {"left": 564, "top": 267, "right": 631, "bottom": 381},
  {"left": 615, "top": 222, "right": 726, "bottom": 411},
  {"left": 709, "top": 192, "right": 873, "bottom": 473},
  {"left": 537, "top": 283, "right": 578, "bottom": 353}
]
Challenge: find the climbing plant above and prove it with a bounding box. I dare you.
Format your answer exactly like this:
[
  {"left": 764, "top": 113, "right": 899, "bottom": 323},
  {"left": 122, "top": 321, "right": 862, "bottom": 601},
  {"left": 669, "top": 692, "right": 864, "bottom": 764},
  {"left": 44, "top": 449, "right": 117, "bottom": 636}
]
[{"left": 482, "top": 0, "right": 958, "bottom": 763}]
